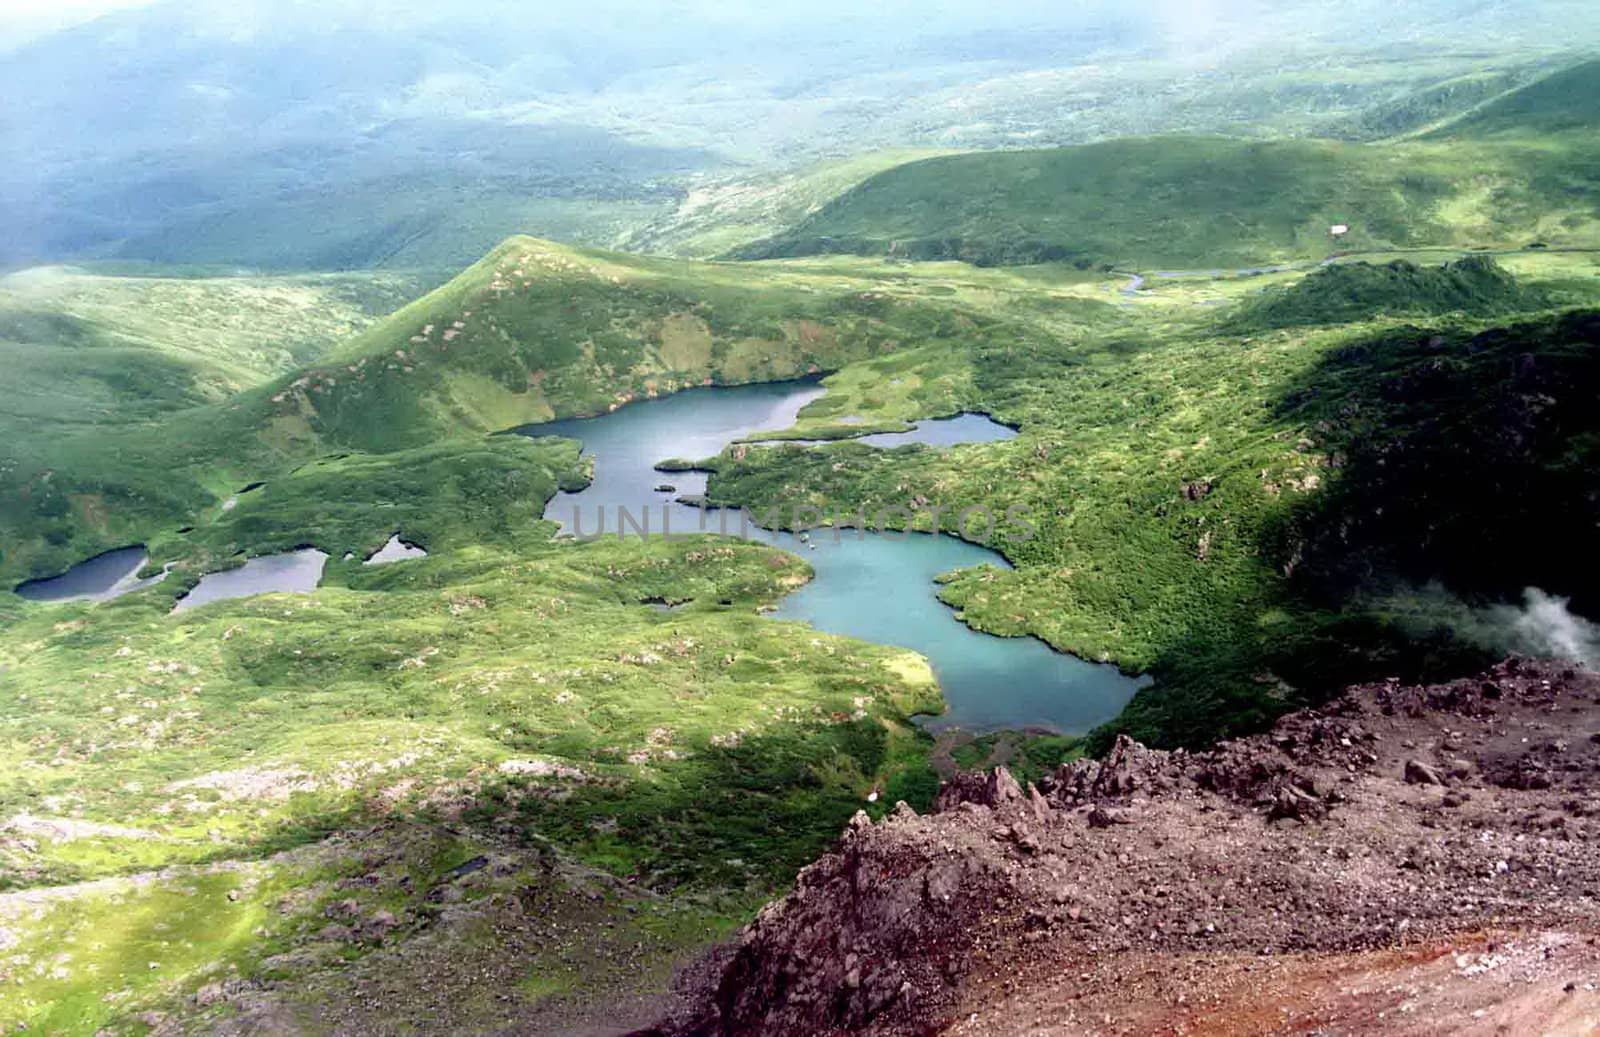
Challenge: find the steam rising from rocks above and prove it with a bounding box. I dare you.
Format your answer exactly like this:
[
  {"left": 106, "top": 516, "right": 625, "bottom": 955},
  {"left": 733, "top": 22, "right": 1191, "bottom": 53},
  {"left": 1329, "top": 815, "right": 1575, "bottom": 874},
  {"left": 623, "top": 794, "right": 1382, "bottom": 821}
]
[
  {"left": 1491, "top": 588, "right": 1600, "bottom": 668},
  {"left": 1382, "top": 584, "right": 1599, "bottom": 669}
]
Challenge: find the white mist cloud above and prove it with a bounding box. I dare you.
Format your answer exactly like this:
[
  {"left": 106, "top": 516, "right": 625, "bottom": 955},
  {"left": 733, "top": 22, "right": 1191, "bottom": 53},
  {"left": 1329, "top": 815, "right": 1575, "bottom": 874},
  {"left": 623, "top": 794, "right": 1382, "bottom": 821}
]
[
  {"left": 1381, "top": 583, "right": 1600, "bottom": 670},
  {"left": 1493, "top": 588, "right": 1600, "bottom": 668},
  {"left": 0, "top": 0, "right": 155, "bottom": 48}
]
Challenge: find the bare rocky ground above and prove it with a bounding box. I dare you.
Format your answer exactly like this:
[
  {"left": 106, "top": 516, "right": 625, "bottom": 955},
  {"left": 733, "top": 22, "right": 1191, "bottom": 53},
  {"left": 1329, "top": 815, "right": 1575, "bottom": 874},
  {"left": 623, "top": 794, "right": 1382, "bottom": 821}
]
[{"left": 642, "top": 658, "right": 1600, "bottom": 1036}]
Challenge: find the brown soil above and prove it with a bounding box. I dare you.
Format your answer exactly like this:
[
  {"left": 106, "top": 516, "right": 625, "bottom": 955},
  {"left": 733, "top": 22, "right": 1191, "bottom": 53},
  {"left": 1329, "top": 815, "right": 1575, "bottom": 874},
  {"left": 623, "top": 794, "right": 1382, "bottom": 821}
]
[{"left": 643, "top": 658, "right": 1600, "bottom": 1036}]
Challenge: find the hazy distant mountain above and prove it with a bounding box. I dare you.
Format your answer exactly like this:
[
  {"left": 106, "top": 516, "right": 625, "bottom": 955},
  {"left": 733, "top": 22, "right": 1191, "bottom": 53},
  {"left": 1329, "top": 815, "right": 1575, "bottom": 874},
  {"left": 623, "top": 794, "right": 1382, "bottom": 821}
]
[{"left": 2, "top": 0, "right": 1596, "bottom": 269}]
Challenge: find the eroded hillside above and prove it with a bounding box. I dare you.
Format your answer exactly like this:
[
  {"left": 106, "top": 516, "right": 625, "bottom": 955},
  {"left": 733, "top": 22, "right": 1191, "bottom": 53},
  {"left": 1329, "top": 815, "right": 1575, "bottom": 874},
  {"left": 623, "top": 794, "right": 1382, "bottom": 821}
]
[{"left": 649, "top": 657, "right": 1600, "bottom": 1036}]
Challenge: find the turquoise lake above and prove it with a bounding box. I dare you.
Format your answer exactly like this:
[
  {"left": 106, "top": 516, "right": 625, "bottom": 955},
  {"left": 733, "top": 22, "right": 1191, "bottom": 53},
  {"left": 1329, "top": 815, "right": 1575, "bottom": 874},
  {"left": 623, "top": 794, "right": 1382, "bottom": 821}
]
[{"left": 525, "top": 382, "right": 1148, "bottom": 732}]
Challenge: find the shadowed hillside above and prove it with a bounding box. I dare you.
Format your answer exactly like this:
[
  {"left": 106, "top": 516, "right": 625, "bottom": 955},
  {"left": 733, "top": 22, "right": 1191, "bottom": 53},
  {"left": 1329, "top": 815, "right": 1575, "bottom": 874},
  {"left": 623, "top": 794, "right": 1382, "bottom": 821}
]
[
  {"left": 1426, "top": 58, "right": 1600, "bottom": 138},
  {"left": 1230, "top": 255, "right": 1550, "bottom": 329},
  {"left": 1267, "top": 309, "right": 1600, "bottom": 610},
  {"left": 1106, "top": 307, "right": 1600, "bottom": 749}
]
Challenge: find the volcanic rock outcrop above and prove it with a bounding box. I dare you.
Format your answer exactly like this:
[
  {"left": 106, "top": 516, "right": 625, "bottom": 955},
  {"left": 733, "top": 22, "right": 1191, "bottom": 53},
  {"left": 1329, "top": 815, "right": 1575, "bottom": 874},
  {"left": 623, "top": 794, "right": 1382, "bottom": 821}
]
[{"left": 644, "top": 658, "right": 1600, "bottom": 1036}]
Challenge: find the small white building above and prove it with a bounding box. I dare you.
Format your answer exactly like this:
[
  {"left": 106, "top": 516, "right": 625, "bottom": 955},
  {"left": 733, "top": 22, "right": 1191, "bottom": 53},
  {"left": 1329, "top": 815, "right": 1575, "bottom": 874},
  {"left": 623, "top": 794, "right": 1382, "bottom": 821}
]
[{"left": 1330, "top": 223, "right": 1350, "bottom": 237}]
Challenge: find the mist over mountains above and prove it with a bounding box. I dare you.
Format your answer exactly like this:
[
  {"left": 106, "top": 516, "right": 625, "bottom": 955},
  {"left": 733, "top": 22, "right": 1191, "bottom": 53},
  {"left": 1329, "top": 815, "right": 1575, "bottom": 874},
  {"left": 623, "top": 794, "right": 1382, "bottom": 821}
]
[{"left": 3, "top": 0, "right": 1598, "bottom": 270}]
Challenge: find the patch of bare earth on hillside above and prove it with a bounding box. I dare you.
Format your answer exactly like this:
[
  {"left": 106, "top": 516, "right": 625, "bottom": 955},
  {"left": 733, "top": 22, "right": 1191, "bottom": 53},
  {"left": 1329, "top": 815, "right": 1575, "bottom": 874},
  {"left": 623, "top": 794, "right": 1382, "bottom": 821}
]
[
  {"left": 642, "top": 658, "right": 1600, "bottom": 1036},
  {"left": 146, "top": 824, "right": 721, "bottom": 1037}
]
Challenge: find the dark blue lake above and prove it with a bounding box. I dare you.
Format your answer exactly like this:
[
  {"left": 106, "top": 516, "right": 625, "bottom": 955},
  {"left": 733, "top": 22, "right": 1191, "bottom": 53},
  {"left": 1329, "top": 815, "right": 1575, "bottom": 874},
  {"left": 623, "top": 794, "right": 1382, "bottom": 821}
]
[{"left": 14, "top": 547, "right": 166, "bottom": 603}]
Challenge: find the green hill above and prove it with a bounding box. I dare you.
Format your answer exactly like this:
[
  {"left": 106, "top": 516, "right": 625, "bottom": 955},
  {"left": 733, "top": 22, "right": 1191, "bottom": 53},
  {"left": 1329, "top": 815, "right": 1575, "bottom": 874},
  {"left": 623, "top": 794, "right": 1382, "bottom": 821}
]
[
  {"left": 1232, "top": 256, "right": 1549, "bottom": 329},
  {"left": 735, "top": 130, "right": 1600, "bottom": 269},
  {"left": 1425, "top": 59, "right": 1600, "bottom": 138},
  {"left": 1326, "top": 69, "right": 1531, "bottom": 142},
  {"left": 0, "top": 237, "right": 1001, "bottom": 584},
  {"left": 303, "top": 236, "right": 970, "bottom": 449},
  {"left": 621, "top": 149, "right": 958, "bottom": 260},
  {"left": 0, "top": 268, "right": 430, "bottom": 440}
]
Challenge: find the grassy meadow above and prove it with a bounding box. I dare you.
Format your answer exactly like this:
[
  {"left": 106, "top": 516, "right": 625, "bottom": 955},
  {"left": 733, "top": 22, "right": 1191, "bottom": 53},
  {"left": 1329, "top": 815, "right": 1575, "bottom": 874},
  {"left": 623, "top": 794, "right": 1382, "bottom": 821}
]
[{"left": 0, "top": 483, "right": 940, "bottom": 1031}]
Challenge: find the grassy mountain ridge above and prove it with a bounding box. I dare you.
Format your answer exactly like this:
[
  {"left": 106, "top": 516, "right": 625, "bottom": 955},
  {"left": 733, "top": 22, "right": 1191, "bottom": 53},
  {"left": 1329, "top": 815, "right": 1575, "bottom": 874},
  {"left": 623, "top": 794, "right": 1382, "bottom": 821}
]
[
  {"left": 0, "top": 237, "right": 1011, "bottom": 585},
  {"left": 1424, "top": 57, "right": 1600, "bottom": 138},
  {"left": 734, "top": 134, "right": 1599, "bottom": 268},
  {"left": 306, "top": 236, "right": 968, "bottom": 447},
  {"left": 1325, "top": 69, "right": 1533, "bottom": 141},
  {"left": 734, "top": 62, "right": 1600, "bottom": 268}
]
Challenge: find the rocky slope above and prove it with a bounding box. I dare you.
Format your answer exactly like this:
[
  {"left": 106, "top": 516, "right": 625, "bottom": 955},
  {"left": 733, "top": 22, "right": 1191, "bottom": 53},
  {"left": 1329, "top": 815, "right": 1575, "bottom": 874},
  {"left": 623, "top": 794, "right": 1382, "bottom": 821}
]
[{"left": 643, "top": 658, "right": 1600, "bottom": 1036}]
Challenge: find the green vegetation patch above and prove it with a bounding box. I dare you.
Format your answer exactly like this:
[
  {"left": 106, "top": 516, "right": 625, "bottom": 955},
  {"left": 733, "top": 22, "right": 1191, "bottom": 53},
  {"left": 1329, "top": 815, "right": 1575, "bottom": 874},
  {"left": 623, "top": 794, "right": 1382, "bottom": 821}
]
[
  {"left": 1426, "top": 58, "right": 1600, "bottom": 139},
  {"left": 735, "top": 65, "right": 1600, "bottom": 269},
  {"left": 1231, "top": 256, "right": 1549, "bottom": 329},
  {"left": 147, "top": 436, "right": 586, "bottom": 583},
  {"left": 0, "top": 526, "right": 941, "bottom": 1031}
]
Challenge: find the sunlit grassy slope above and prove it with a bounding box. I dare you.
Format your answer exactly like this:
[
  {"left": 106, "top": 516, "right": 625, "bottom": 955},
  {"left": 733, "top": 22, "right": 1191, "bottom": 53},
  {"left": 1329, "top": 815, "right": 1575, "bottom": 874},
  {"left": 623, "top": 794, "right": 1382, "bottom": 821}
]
[
  {"left": 0, "top": 268, "right": 433, "bottom": 440},
  {"left": 0, "top": 469, "right": 940, "bottom": 1033},
  {"left": 734, "top": 61, "right": 1600, "bottom": 269},
  {"left": 1324, "top": 68, "right": 1529, "bottom": 141},
  {"left": 621, "top": 149, "right": 959, "bottom": 259},
  {"left": 736, "top": 134, "right": 1600, "bottom": 268}
]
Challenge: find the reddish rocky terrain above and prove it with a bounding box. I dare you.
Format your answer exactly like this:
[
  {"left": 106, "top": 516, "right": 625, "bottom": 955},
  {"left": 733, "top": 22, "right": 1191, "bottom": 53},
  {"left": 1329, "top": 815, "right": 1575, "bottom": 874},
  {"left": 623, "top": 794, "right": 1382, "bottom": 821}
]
[{"left": 641, "top": 658, "right": 1600, "bottom": 1036}]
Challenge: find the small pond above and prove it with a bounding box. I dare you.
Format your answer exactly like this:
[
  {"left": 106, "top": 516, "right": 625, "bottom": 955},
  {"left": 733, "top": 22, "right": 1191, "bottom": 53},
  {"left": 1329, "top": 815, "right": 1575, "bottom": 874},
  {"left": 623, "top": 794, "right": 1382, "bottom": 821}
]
[
  {"left": 364, "top": 535, "right": 428, "bottom": 566},
  {"left": 172, "top": 549, "right": 329, "bottom": 613},
  {"left": 14, "top": 547, "right": 167, "bottom": 603}
]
